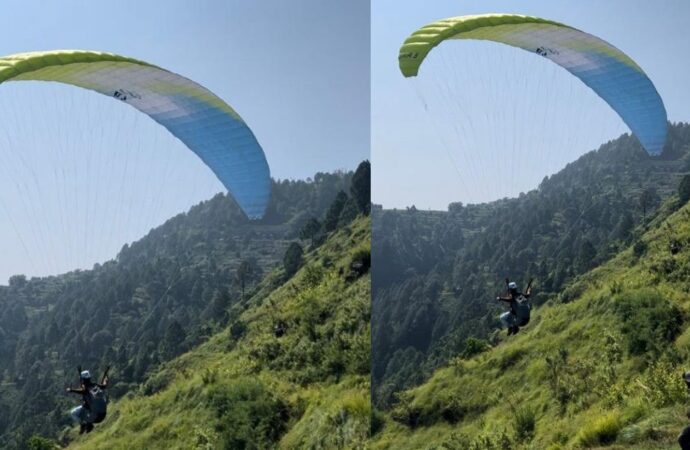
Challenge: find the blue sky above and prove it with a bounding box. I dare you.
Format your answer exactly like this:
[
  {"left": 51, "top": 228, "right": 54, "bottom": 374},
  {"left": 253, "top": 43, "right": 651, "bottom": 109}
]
[
  {"left": 373, "top": 0, "right": 690, "bottom": 209},
  {"left": 0, "top": 0, "right": 369, "bottom": 282}
]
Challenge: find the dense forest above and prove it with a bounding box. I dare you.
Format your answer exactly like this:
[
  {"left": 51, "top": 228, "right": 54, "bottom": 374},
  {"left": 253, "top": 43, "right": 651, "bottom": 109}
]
[
  {"left": 372, "top": 123, "right": 690, "bottom": 409},
  {"left": 0, "top": 161, "right": 370, "bottom": 449},
  {"left": 371, "top": 147, "right": 690, "bottom": 448}
]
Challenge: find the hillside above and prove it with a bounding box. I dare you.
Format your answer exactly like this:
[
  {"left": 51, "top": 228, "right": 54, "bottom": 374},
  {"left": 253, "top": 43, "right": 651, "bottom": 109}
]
[
  {"left": 372, "top": 123, "right": 690, "bottom": 408},
  {"left": 0, "top": 162, "right": 368, "bottom": 449},
  {"left": 67, "top": 216, "right": 370, "bottom": 449},
  {"left": 372, "top": 187, "right": 690, "bottom": 448}
]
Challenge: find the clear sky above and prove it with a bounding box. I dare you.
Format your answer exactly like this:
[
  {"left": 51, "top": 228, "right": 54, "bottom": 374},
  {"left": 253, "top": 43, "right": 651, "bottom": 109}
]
[
  {"left": 373, "top": 0, "right": 690, "bottom": 210},
  {"left": 0, "top": 0, "right": 370, "bottom": 282}
]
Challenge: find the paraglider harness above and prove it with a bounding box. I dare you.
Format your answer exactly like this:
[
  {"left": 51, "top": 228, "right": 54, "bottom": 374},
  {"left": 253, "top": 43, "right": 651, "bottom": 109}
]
[
  {"left": 502, "top": 278, "right": 532, "bottom": 327},
  {"left": 74, "top": 365, "right": 109, "bottom": 424}
]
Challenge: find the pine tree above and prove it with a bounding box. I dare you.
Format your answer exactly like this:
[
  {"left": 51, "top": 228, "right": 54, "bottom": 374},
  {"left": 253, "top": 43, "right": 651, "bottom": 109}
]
[
  {"left": 283, "top": 242, "right": 304, "bottom": 278},
  {"left": 679, "top": 174, "right": 690, "bottom": 205},
  {"left": 350, "top": 160, "right": 371, "bottom": 215}
]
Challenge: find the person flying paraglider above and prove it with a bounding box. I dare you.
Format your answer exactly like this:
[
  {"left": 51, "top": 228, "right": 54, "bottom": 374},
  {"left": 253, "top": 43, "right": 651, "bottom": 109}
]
[
  {"left": 66, "top": 366, "right": 110, "bottom": 434},
  {"left": 496, "top": 278, "right": 533, "bottom": 336}
]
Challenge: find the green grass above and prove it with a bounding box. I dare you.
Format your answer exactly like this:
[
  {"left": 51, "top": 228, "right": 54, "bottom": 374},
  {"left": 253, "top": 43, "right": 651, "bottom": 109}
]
[
  {"left": 372, "top": 199, "right": 690, "bottom": 449},
  {"left": 68, "top": 217, "right": 370, "bottom": 449},
  {"left": 574, "top": 410, "right": 623, "bottom": 447}
]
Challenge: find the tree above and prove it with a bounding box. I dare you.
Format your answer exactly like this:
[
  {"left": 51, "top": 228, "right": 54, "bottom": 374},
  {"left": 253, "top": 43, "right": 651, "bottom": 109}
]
[
  {"left": 230, "top": 319, "right": 247, "bottom": 340},
  {"left": 323, "top": 191, "right": 349, "bottom": 232},
  {"left": 338, "top": 197, "right": 359, "bottom": 227},
  {"left": 283, "top": 242, "right": 304, "bottom": 278},
  {"left": 350, "top": 160, "right": 371, "bottom": 215},
  {"left": 576, "top": 239, "right": 597, "bottom": 273},
  {"left": 679, "top": 174, "right": 690, "bottom": 205},
  {"left": 448, "top": 202, "right": 464, "bottom": 215},
  {"left": 8, "top": 274, "right": 27, "bottom": 288},
  {"left": 638, "top": 187, "right": 659, "bottom": 220},
  {"left": 90, "top": 330, "right": 113, "bottom": 350},
  {"left": 299, "top": 218, "right": 322, "bottom": 245},
  {"left": 162, "top": 320, "right": 186, "bottom": 359},
  {"left": 235, "top": 260, "right": 253, "bottom": 299},
  {"left": 203, "top": 290, "right": 232, "bottom": 325},
  {"left": 44, "top": 321, "right": 60, "bottom": 344},
  {"left": 614, "top": 212, "right": 634, "bottom": 242}
]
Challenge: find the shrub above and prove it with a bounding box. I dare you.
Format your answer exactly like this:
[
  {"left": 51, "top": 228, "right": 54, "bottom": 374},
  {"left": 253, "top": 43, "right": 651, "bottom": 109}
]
[
  {"left": 609, "top": 280, "right": 623, "bottom": 295},
  {"left": 461, "top": 337, "right": 490, "bottom": 359},
  {"left": 390, "top": 404, "right": 422, "bottom": 429},
  {"left": 201, "top": 368, "right": 218, "bottom": 385},
  {"left": 442, "top": 429, "right": 513, "bottom": 450},
  {"left": 650, "top": 257, "right": 677, "bottom": 276},
  {"left": 302, "top": 264, "right": 325, "bottom": 288},
  {"left": 230, "top": 320, "right": 247, "bottom": 340},
  {"left": 142, "top": 370, "right": 174, "bottom": 395},
  {"left": 440, "top": 397, "right": 467, "bottom": 424},
  {"left": 574, "top": 411, "right": 622, "bottom": 447},
  {"left": 192, "top": 425, "right": 218, "bottom": 450},
  {"left": 632, "top": 239, "right": 647, "bottom": 258},
  {"left": 323, "top": 341, "right": 347, "bottom": 381},
  {"left": 614, "top": 289, "right": 683, "bottom": 357},
  {"left": 259, "top": 341, "right": 282, "bottom": 363},
  {"left": 512, "top": 405, "right": 536, "bottom": 442},
  {"left": 371, "top": 409, "right": 385, "bottom": 435},
  {"left": 26, "top": 436, "right": 58, "bottom": 450},
  {"left": 206, "top": 378, "right": 289, "bottom": 449},
  {"left": 347, "top": 245, "right": 371, "bottom": 280},
  {"left": 637, "top": 359, "right": 686, "bottom": 407},
  {"left": 390, "top": 392, "right": 421, "bottom": 428},
  {"left": 559, "top": 282, "right": 586, "bottom": 304}
]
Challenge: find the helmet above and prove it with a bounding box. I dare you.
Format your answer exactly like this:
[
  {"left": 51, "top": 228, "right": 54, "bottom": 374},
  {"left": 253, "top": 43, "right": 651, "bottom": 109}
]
[
  {"left": 508, "top": 282, "right": 518, "bottom": 290},
  {"left": 80, "top": 370, "right": 92, "bottom": 381}
]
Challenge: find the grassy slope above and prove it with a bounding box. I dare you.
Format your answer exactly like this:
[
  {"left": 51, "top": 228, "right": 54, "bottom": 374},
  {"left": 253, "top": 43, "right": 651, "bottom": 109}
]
[
  {"left": 68, "top": 217, "right": 370, "bottom": 450},
  {"left": 373, "top": 200, "right": 690, "bottom": 450}
]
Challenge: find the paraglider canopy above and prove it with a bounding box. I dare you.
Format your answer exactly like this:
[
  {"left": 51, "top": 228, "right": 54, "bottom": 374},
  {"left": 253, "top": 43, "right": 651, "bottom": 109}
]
[
  {"left": 399, "top": 13, "right": 667, "bottom": 156},
  {"left": 0, "top": 50, "right": 271, "bottom": 219}
]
